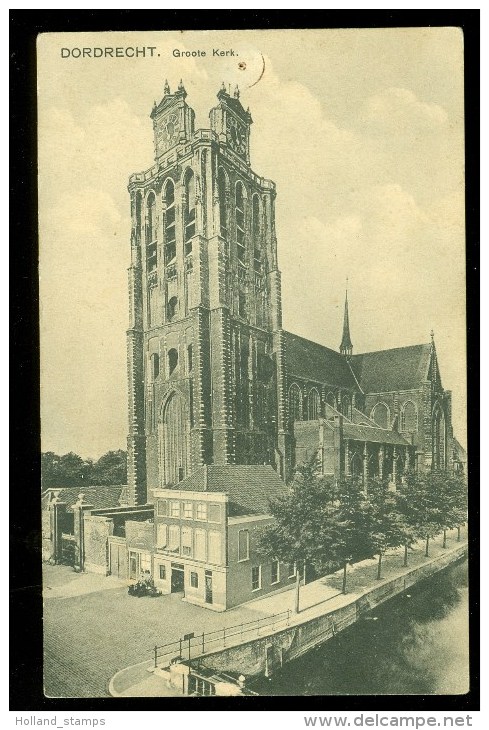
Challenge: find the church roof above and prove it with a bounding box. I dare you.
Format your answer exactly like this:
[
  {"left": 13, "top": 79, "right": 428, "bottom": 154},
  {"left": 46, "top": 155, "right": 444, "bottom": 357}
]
[
  {"left": 283, "top": 331, "right": 357, "bottom": 389},
  {"left": 169, "top": 465, "right": 288, "bottom": 516},
  {"left": 350, "top": 344, "right": 431, "bottom": 393}
]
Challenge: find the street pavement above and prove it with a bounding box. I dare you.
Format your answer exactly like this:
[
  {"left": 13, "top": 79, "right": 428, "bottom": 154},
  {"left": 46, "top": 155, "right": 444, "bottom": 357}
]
[{"left": 43, "top": 526, "right": 467, "bottom": 698}]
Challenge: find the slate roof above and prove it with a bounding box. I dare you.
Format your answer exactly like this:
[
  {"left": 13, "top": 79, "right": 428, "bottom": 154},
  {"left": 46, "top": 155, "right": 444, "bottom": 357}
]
[
  {"left": 351, "top": 344, "right": 431, "bottom": 394},
  {"left": 42, "top": 485, "right": 127, "bottom": 512},
  {"left": 283, "top": 331, "right": 357, "bottom": 389},
  {"left": 168, "top": 465, "right": 288, "bottom": 516},
  {"left": 342, "top": 423, "right": 410, "bottom": 446}
]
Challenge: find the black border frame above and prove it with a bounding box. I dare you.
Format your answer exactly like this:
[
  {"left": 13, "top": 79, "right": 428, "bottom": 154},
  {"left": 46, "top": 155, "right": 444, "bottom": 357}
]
[{"left": 10, "top": 9, "right": 480, "bottom": 713}]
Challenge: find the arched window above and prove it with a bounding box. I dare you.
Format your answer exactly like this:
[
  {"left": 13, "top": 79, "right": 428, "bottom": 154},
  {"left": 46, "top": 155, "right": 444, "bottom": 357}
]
[
  {"left": 371, "top": 402, "right": 390, "bottom": 429},
  {"left": 164, "top": 181, "right": 176, "bottom": 264},
  {"left": 218, "top": 168, "right": 228, "bottom": 238},
  {"left": 289, "top": 383, "right": 303, "bottom": 422},
  {"left": 160, "top": 391, "right": 189, "bottom": 485},
  {"left": 236, "top": 182, "right": 246, "bottom": 265},
  {"left": 135, "top": 193, "right": 142, "bottom": 238},
  {"left": 308, "top": 388, "right": 320, "bottom": 420},
  {"left": 326, "top": 392, "right": 336, "bottom": 408},
  {"left": 168, "top": 348, "right": 178, "bottom": 375},
  {"left": 146, "top": 193, "right": 157, "bottom": 271},
  {"left": 184, "top": 169, "right": 195, "bottom": 255},
  {"left": 400, "top": 401, "right": 418, "bottom": 432},
  {"left": 187, "top": 344, "right": 193, "bottom": 373},
  {"left": 342, "top": 395, "right": 351, "bottom": 418},
  {"left": 432, "top": 404, "right": 446, "bottom": 470},
  {"left": 252, "top": 194, "right": 262, "bottom": 273},
  {"left": 167, "top": 296, "right": 178, "bottom": 321},
  {"left": 150, "top": 353, "right": 160, "bottom": 380}
]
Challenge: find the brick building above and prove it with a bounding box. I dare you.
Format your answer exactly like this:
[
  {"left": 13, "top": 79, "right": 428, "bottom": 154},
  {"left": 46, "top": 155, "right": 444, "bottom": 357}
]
[{"left": 126, "top": 81, "right": 458, "bottom": 509}]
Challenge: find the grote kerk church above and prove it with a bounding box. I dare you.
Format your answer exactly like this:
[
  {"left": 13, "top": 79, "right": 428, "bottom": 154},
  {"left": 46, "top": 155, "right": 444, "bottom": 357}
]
[{"left": 126, "top": 81, "right": 459, "bottom": 508}]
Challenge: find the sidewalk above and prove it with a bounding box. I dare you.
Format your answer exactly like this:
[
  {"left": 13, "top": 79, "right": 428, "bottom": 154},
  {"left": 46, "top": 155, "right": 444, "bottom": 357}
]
[{"left": 108, "top": 527, "right": 467, "bottom": 697}]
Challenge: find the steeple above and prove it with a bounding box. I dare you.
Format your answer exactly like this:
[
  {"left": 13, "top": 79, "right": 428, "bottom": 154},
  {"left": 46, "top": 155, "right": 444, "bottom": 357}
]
[{"left": 340, "top": 282, "right": 353, "bottom": 358}]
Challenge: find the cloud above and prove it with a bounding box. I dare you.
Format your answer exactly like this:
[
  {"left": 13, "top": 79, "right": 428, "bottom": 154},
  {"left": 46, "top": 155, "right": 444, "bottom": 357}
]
[{"left": 360, "top": 87, "right": 448, "bottom": 135}]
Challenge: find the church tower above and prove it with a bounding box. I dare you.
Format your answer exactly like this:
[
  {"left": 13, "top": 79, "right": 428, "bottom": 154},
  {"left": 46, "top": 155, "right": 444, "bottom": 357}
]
[
  {"left": 126, "top": 82, "right": 289, "bottom": 504},
  {"left": 340, "top": 286, "right": 353, "bottom": 358}
]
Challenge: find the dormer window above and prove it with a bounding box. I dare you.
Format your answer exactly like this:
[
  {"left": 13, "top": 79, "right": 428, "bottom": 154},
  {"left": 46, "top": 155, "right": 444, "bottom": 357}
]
[{"left": 164, "top": 181, "right": 176, "bottom": 264}]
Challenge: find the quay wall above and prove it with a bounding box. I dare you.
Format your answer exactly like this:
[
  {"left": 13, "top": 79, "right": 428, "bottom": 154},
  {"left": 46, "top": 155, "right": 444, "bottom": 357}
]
[{"left": 194, "top": 544, "right": 468, "bottom": 678}]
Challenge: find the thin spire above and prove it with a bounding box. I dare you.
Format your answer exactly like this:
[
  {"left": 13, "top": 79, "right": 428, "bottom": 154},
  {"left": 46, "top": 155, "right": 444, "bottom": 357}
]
[{"left": 340, "top": 281, "right": 353, "bottom": 357}]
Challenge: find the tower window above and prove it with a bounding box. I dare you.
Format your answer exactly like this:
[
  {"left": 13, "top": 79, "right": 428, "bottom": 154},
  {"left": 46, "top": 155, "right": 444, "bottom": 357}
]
[
  {"left": 150, "top": 353, "right": 160, "bottom": 380},
  {"left": 238, "top": 292, "right": 246, "bottom": 318},
  {"left": 252, "top": 194, "right": 262, "bottom": 272},
  {"left": 146, "top": 193, "right": 157, "bottom": 272},
  {"left": 187, "top": 344, "right": 193, "bottom": 373},
  {"left": 167, "top": 296, "right": 178, "bottom": 321},
  {"left": 236, "top": 182, "right": 246, "bottom": 265},
  {"left": 218, "top": 168, "right": 228, "bottom": 238},
  {"left": 184, "top": 169, "right": 196, "bottom": 255},
  {"left": 164, "top": 181, "right": 176, "bottom": 264},
  {"left": 168, "top": 348, "right": 178, "bottom": 375}
]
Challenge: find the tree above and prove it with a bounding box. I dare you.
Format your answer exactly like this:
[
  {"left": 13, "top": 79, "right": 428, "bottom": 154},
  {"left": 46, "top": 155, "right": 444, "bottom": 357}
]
[
  {"left": 92, "top": 450, "right": 127, "bottom": 485},
  {"left": 366, "top": 478, "right": 406, "bottom": 580},
  {"left": 400, "top": 470, "right": 444, "bottom": 558},
  {"left": 395, "top": 472, "right": 430, "bottom": 567},
  {"left": 434, "top": 470, "right": 468, "bottom": 547},
  {"left": 258, "top": 463, "right": 345, "bottom": 612},
  {"left": 335, "top": 478, "right": 378, "bottom": 593}
]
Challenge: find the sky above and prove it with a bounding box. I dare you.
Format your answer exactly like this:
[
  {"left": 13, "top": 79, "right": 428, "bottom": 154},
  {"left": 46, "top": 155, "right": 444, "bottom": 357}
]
[{"left": 37, "top": 28, "right": 466, "bottom": 459}]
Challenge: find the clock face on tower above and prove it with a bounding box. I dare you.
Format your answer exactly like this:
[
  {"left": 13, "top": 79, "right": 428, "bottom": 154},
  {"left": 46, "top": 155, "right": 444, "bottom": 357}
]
[
  {"left": 156, "top": 112, "right": 181, "bottom": 153},
  {"left": 227, "top": 116, "right": 247, "bottom": 157}
]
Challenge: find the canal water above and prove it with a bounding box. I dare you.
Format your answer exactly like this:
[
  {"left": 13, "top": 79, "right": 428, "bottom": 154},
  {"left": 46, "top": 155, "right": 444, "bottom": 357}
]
[{"left": 253, "top": 560, "right": 469, "bottom": 696}]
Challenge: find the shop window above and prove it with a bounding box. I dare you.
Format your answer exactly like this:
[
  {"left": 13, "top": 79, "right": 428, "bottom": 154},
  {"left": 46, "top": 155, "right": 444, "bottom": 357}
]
[
  {"left": 182, "top": 527, "right": 192, "bottom": 557},
  {"left": 190, "top": 571, "right": 199, "bottom": 589}
]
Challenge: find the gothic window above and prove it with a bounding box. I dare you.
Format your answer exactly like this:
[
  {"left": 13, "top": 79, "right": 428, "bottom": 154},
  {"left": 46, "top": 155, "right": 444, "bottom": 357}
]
[
  {"left": 187, "top": 344, "right": 193, "bottom": 373},
  {"left": 432, "top": 404, "right": 446, "bottom": 470},
  {"left": 167, "top": 296, "right": 178, "bottom": 321},
  {"left": 148, "top": 284, "right": 159, "bottom": 326},
  {"left": 371, "top": 402, "right": 390, "bottom": 429},
  {"left": 218, "top": 168, "right": 228, "bottom": 238},
  {"left": 168, "top": 348, "right": 178, "bottom": 375},
  {"left": 184, "top": 169, "right": 196, "bottom": 256},
  {"left": 342, "top": 395, "right": 351, "bottom": 418},
  {"left": 146, "top": 192, "right": 157, "bottom": 271},
  {"left": 150, "top": 353, "right": 160, "bottom": 380},
  {"left": 308, "top": 388, "right": 320, "bottom": 420},
  {"left": 163, "top": 180, "right": 176, "bottom": 264},
  {"left": 160, "top": 391, "right": 189, "bottom": 486},
  {"left": 236, "top": 182, "right": 246, "bottom": 265},
  {"left": 289, "top": 383, "right": 303, "bottom": 422},
  {"left": 326, "top": 392, "right": 336, "bottom": 409},
  {"left": 252, "top": 194, "right": 262, "bottom": 272},
  {"left": 135, "top": 192, "right": 142, "bottom": 238},
  {"left": 400, "top": 401, "right": 418, "bottom": 432}
]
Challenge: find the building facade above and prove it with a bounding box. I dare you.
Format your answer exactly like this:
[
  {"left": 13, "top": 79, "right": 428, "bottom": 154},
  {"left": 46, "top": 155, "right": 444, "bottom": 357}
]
[{"left": 126, "top": 82, "right": 458, "bottom": 507}]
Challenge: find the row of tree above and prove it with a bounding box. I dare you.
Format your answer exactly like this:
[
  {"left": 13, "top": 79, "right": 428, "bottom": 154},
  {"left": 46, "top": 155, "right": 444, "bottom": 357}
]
[
  {"left": 41, "top": 450, "right": 127, "bottom": 488},
  {"left": 258, "top": 465, "right": 468, "bottom": 612}
]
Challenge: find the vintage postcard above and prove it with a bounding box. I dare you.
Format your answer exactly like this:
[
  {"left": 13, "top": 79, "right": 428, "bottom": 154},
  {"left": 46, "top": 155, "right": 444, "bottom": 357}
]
[{"left": 38, "top": 28, "right": 469, "bottom": 700}]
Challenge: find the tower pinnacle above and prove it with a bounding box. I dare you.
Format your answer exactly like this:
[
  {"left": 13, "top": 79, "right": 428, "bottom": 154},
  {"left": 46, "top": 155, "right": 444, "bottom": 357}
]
[{"left": 340, "top": 282, "right": 353, "bottom": 357}]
